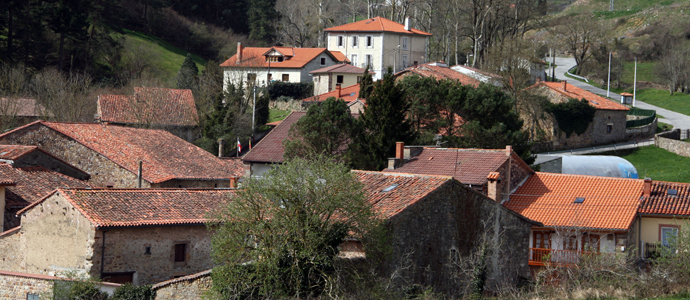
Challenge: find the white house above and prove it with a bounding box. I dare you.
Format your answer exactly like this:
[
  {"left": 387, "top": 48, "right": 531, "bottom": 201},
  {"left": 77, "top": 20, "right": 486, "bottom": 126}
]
[
  {"left": 324, "top": 16, "right": 431, "bottom": 80},
  {"left": 309, "top": 63, "right": 371, "bottom": 96},
  {"left": 220, "top": 43, "right": 348, "bottom": 90}
]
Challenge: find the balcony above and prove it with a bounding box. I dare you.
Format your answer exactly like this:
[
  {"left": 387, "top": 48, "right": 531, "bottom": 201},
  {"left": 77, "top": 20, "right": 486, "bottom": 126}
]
[{"left": 529, "top": 248, "right": 601, "bottom": 267}]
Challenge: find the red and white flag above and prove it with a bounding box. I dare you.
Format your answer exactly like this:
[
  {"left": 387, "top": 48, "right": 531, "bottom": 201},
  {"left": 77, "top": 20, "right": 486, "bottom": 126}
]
[{"left": 237, "top": 137, "right": 242, "bottom": 153}]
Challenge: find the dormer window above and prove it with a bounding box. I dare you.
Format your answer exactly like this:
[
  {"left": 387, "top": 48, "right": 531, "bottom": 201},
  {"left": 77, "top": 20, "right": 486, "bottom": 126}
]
[{"left": 266, "top": 56, "right": 284, "bottom": 62}]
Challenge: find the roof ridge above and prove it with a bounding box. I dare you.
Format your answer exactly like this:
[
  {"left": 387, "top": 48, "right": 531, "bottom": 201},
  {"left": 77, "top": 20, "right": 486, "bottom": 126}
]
[
  {"left": 352, "top": 170, "right": 454, "bottom": 180},
  {"left": 534, "top": 171, "right": 643, "bottom": 181}
]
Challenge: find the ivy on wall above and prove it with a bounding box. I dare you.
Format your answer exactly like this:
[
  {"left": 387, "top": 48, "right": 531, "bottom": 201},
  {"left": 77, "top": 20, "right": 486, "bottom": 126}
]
[{"left": 543, "top": 98, "right": 596, "bottom": 137}]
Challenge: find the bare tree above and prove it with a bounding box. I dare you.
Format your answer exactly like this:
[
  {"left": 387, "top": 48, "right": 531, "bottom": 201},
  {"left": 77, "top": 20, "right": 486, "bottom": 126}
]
[
  {"left": 658, "top": 40, "right": 690, "bottom": 95},
  {"left": 552, "top": 14, "right": 607, "bottom": 75},
  {"left": 31, "top": 69, "right": 95, "bottom": 123}
]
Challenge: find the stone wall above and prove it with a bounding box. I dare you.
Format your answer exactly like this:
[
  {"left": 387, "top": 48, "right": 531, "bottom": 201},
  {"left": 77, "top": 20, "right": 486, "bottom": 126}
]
[
  {"left": 93, "top": 226, "right": 214, "bottom": 285},
  {"left": 269, "top": 99, "right": 302, "bottom": 111},
  {"left": 0, "top": 272, "right": 54, "bottom": 299},
  {"left": 0, "top": 124, "right": 145, "bottom": 188},
  {"left": 626, "top": 117, "right": 657, "bottom": 139},
  {"left": 153, "top": 270, "right": 212, "bottom": 300},
  {"left": 0, "top": 227, "right": 23, "bottom": 272},
  {"left": 381, "top": 180, "right": 533, "bottom": 295},
  {"left": 14, "top": 151, "right": 89, "bottom": 180},
  {"left": 655, "top": 129, "right": 690, "bottom": 158}
]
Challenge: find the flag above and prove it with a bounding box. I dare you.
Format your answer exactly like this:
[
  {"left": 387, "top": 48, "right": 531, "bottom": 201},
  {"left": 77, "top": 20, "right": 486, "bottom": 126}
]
[
  {"left": 249, "top": 138, "right": 252, "bottom": 150},
  {"left": 237, "top": 137, "right": 242, "bottom": 154}
]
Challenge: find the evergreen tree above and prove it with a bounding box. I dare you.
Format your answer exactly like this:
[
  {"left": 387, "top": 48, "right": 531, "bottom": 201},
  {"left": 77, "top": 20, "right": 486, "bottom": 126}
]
[
  {"left": 247, "top": 0, "right": 279, "bottom": 45},
  {"left": 255, "top": 91, "right": 270, "bottom": 128},
  {"left": 45, "top": 0, "right": 92, "bottom": 71},
  {"left": 351, "top": 68, "right": 415, "bottom": 170},
  {"left": 358, "top": 66, "right": 374, "bottom": 99},
  {"left": 176, "top": 53, "right": 199, "bottom": 90}
]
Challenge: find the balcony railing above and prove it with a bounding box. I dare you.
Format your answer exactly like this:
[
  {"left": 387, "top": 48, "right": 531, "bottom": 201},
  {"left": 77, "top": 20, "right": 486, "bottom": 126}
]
[
  {"left": 644, "top": 242, "right": 676, "bottom": 259},
  {"left": 529, "top": 248, "right": 600, "bottom": 266}
]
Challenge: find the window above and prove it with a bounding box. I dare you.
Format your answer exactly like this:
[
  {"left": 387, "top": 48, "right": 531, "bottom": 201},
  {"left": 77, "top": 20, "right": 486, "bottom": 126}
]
[
  {"left": 27, "top": 293, "right": 39, "bottom": 300},
  {"left": 174, "top": 243, "right": 186, "bottom": 262},
  {"left": 563, "top": 235, "right": 578, "bottom": 250},
  {"left": 661, "top": 226, "right": 679, "bottom": 246},
  {"left": 357, "top": 76, "right": 362, "bottom": 83},
  {"left": 352, "top": 36, "right": 358, "bottom": 47},
  {"left": 247, "top": 73, "right": 256, "bottom": 82},
  {"left": 366, "top": 35, "right": 373, "bottom": 48},
  {"left": 336, "top": 75, "right": 344, "bottom": 84},
  {"left": 365, "top": 54, "right": 373, "bottom": 69},
  {"left": 337, "top": 36, "right": 344, "bottom": 47},
  {"left": 320, "top": 57, "right": 326, "bottom": 65},
  {"left": 606, "top": 124, "right": 613, "bottom": 133},
  {"left": 266, "top": 56, "right": 283, "bottom": 62},
  {"left": 402, "top": 37, "right": 409, "bottom": 50},
  {"left": 533, "top": 231, "right": 550, "bottom": 249},
  {"left": 351, "top": 54, "right": 358, "bottom": 67},
  {"left": 402, "top": 55, "right": 408, "bottom": 68},
  {"left": 145, "top": 246, "right": 151, "bottom": 255},
  {"left": 582, "top": 234, "right": 600, "bottom": 252},
  {"left": 267, "top": 73, "right": 272, "bottom": 82}
]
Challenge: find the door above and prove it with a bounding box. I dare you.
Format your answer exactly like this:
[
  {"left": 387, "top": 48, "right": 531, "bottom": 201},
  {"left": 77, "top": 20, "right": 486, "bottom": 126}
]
[{"left": 532, "top": 231, "right": 551, "bottom": 263}]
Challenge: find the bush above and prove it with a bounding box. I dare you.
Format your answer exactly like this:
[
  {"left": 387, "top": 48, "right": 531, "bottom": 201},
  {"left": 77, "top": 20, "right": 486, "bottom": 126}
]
[
  {"left": 53, "top": 279, "right": 109, "bottom": 300},
  {"left": 112, "top": 283, "right": 156, "bottom": 300},
  {"left": 267, "top": 81, "right": 313, "bottom": 100},
  {"left": 543, "top": 98, "right": 596, "bottom": 137}
]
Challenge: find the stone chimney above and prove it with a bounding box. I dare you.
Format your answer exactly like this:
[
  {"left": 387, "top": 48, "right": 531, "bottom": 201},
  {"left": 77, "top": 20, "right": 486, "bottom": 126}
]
[
  {"left": 218, "top": 138, "right": 226, "bottom": 157},
  {"left": 404, "top": 17, "right": 411, "bottom": 31},
  {"left": 643, "top": 178, "right": 652, "bottom": 198},
  {"left": 387, "top": 142, "right": 405, "bottom": 170},
  {"left": 561, "top": 80, "right": 567, "bottom": 91},
  {"left": 230, "top": 176, "right": 239, "bottom": 189},
  {"left": 336, "top": 84, "right": 342, "bottom": 98},
  {"left": 487, "top": 172, "right": 502, "bottom": 202},
  {"left": 503, "top": 145, "right": 512, "bottom": 203},
  {"left": 236, "top": 42, "right": 243, "bottom": 64}
]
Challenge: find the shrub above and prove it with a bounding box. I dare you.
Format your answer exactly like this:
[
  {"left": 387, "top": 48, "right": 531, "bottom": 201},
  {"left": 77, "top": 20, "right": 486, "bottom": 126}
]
[
  {"left": 112, "top": 283, "right": 156, "bottom": 300},
  {"left": 267, "top": 81, "right": 313, "bottom": 100}
]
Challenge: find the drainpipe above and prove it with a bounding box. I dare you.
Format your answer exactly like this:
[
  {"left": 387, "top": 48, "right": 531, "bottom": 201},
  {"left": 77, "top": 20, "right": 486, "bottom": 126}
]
[
  {"left": 137, "top": 161, "right": 142, "bottom": 188},
  {"left": 100, "top": 230, "right": 108, "bottom": 279}
]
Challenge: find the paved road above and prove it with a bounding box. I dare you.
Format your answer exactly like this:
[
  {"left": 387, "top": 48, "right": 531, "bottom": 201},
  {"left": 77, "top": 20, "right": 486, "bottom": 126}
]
[
  {"left": 548, "top": 57, "right": 690, "bottom": 129},
  {"left": 540, "top": 137, "right": 654, "bottom": 156}
]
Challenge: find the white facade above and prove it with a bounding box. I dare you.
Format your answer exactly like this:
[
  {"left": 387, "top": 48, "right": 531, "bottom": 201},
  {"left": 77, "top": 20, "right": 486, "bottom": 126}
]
[
  {"left": 223, "top": 53, "right": 340, "bottom": 89},
  {"left": 327, "top": 32, "right": 428, "bottom": 80}
]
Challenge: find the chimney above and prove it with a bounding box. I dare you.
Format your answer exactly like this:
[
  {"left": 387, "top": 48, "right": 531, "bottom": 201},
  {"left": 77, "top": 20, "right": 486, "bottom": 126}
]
[
  {"left": 236, "top": 42, "right": 243, "bottom": 64},
  {"left": 404, "top": 17, "right": 411, "bottom": 31},
  {"left": 503, "top": 145, "right": 512, "bottom": 203},
  {"left": 643, "top": 178, "right": 652, "bottom": 198},
  {"left": 336, "top": 84, "right": 342, "bottom": 98},
  {"left": 137, "top": 160, "right": 143, "bottom": 188},
  {"left": 561, "top": 80, "right": 567, "bottom": 91},
  {"left": 388, "top": 142, "right": 405, "bottom": 170},
  {"left": 230, "top": 177, "right": 239, "bottom": 189},
  {"left": 487, "top": 172, "right": 502, "bottom": 202},
  {"left": 218, "top": 138, "right": 226, "bottom": 157},
  {"left": 396, "top": 142, "right": 404, "bottom": 160}
]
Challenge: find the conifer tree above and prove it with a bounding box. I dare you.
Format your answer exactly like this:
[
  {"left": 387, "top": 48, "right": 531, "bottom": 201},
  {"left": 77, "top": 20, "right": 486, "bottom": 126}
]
[
  {"left": 247, "top": 0, "right": 279, "bottom": 45},
  {"left": 176, "top": 53, "right": 199, "bottom": 90},
  {"left": 358, "top": 66, "right": 374, "bottom": 99}
]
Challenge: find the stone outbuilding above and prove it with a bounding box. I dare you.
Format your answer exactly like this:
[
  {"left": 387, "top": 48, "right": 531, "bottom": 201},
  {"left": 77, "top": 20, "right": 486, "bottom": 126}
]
[
  {"left": 152, "top": 269, "right": 212, "bottom": 300},
  {"left": 0, "top": 144, "right": 90, "bottom": 180},
  {"left": 0, "top": 188, "right": 236, "bottom": 285},
  {"left": 350, "top": 171, "right": 540, "bottom": 295},
  {"left": 0, "top": 121, "right": 243, "bottom": 188}
]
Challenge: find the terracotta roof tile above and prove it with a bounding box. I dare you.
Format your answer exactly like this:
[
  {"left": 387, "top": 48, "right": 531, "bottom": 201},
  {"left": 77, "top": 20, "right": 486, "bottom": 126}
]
[
  {"left": 527, "top": 82, "right": 630, "bottom": 111},
  {"left": 354, "top": 171, "right": 451, "bottom": 219},
  {"left": 243, "top": 111, "right": 306, "bottom": 163},
  {"left": 49, "top": 188, "right": 236, "bottom": 228},
  {"left": 310, "top": 64, "right": 371, "bottom": 74},
  {"left": 152, "top": 269, "right": 212, "bottom": 289},
  {"left": 324, "top": 16, "right": 432, "bottom": 36},
  {"left": 639, "top": 181, "right": 690, "bottom": 216},
  {"left": 487, "top": 172, "right": 501, "bottom": 180},
  {"left": 97, "top": 88, "right": 199, "bottom": 126},
  {"left": 388, "top": 148, "right": 532, "bottom": 186},
  {"left": 302, "top": 84, "right": 361, "bottom": 102},
  {"left": 0, "top": 163, "right": 90, "bottom": 208},
  {"left": 396, "top": 64, "right": 481, "bottom": 87},
  {"left": 504, "top": 172, "right": 643, "bottom": 231},
  {"left": 220, "top": 47, "right": 344, "bottom": 68},
  {"left": 0, "top": 121, "right": 243, "bottom": 183},
  {"left": 0, "top": 145, "right": 37, "bottom": 160}
]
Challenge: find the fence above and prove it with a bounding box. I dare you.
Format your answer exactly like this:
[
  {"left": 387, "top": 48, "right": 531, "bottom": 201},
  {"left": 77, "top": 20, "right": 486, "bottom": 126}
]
[
  {"left": 644, "top": 242, "right": 675, "bottom": 259},
  {"left": 626, "top": 108, "right": 656, "bottom": 128}
]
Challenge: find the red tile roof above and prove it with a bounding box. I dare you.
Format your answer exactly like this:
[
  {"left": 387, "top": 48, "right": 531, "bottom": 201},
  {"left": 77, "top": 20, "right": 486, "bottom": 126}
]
[
  {"left": 639, "top": 181, "right": 690, "bottom": 216},
  {"left": 220, "top": 47, "right": 345, "bottom": 68},
  {"left": 0, "top": 121, "right": 244, "bottom": 183},
  {"left": 0, "top": 163, "right": 91, "bottom": 208},
  {"left": 354, "top": 171, "right": 452, "bottom": 219},
  {"left": 310, "top": 63, "right": 371, "bottom": 74},
  {"left": 526, "top": 82, "right": 630, "bottom": 111},
  {"left": 97, "top": 87, "right": 199, "bottom": 127},
  {"left": 243, "top": 111, "right": 306, "bottom": 163},
  {"left": 0, "top": 97, "right": 50, "bottom": 117},
  {"left": 152, "top": 269, "right": 212, "bottom": 289},
  {"left": 22, "top": 188, "right": 236, "bottom": 228},
  {"left": 504, "top": 172, "right": 644, "bottom": 231},
  {"left": 325, "top": 16, "right": 432, "bottom": 36},
  {"left": 395, "top": 64, "right": 481, "bottom": 87},
  {"left": 0, "top": 145, "right": 38, "bottom": 160},
  {"left": 302, "top": 83, "right": 361, "bottom": 102},
  {"left": 0, "top": 270, "right": 121, "bottom": 286},
  {"left": 387, "top": 148, "right": 533, "bottom": 186}
]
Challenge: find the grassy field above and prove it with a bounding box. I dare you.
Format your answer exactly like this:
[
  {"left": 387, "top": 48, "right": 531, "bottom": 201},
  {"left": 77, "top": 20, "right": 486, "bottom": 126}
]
[
  {"left": 268, "top": 109, "right": 290, "bottom": 123},
  {"left": 621, "top": 61, "right": 660, "bottom": 84},
  {"left": 121, "top": 29, "right": 206, "bottom": 80},
  {"left": 617, "top": 146, "right": 690, "bottom": 183},
  {"left": 634, "top": 89, "right": 690, "bottom": 115}
]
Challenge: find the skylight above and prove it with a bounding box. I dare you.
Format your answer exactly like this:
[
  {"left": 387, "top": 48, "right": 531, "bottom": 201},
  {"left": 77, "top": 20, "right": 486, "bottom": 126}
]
[
  {"left": 382, "top": 184, "right": 399, "bottom": 192},
  {"left": 574, "top": 197, "right": 585, "bottom": 204},
  {"left": 668, "top": 189, "right": 678, "bottom": 196},
  {"left": 591, "top": 101, "right": 599, "bottom": 105}
]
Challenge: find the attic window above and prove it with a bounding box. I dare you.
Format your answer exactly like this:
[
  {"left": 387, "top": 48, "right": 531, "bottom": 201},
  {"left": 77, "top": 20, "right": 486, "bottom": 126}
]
[
  {"left": 574, "top": 197, "right": 585, "bottom": 204},
  {"left": 590, "top": 101, "right": 599, "bottom": 105},
  {"left": 668, "top": 189, "right": 678, "bottom": 196},
  {"left": 382, "top": 184, "right": 399, "bottom": 192}
]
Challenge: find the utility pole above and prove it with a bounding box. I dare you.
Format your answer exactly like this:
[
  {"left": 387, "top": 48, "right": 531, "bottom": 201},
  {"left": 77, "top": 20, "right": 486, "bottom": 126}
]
[
  {"left": 607, "top": 51, "right": 612, "bottom": 98},
  {"left": 552, "top": 49, "right": 556, "bottom": 82},
  {"left": 252, "top": 86, "right": 257, "bottom": 134},
  {"left": 610, "top": 0, "right": 614, "bottom": 11},
  {"left": 633, "top": 57, "right": 638, "bottom": 108}
]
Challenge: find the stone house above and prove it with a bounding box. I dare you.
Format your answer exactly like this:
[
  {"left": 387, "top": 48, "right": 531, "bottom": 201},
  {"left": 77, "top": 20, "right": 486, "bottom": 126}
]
[
  {"left": 221, "top": 43, "right": 348, "bottom": 90},
  {"left": 386, "top": 144, "right": 534, "bottom": 201},
  {"left": 309, "top": 64, "right": 371, "bottom": 96},
  {"left": 503, "top": 172, "right": 644, "bottom": 272},
  {"left": 0, "top": 121, "right": 243, "bottom": 188},
  {"left": 0, "top": 163, "right": 91, "bottom": 231},
  {"left": 350, "top": 171, "right": 539, "bottom": 295},
  {"left": 637, "top": 179, "right": 690, "bottom": 259},
  {"left": 522, "top": 81, "right": 630, "bottom": 150},
  {"left": 0, "top": 188, "right": 236, "bottom": 285},
  {"left": 394, "top": 62, "right": 481, "bottom": 87},
  {"left": 96, "top": 87, "right": 200, "bottom": 142},
  {"left": 0, "top": 144, "right": 90, "bottom": 180},
  {"left": 325, "top": 17, "right": 431, "bottom": 79},
  {"left": 152, "top": 269, "right": 212, "bottom": 300}
]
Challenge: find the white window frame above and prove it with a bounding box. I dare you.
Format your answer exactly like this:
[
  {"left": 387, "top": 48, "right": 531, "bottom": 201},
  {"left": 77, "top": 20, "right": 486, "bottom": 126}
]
[
  {"left": 366, "top": 35, "right": 373, "bottom": 48},
  {"left": 351, "top": 54, "right": 358, "bottom": 67},
  {"left": 352, "top": 36, "right": 359, "bottom": 48},
  {"left": 365, "top": 54, "right": 373, "bottom": 69},
  {"left": 402, "top": 54, "right": 409, "bottom": 68},
  {"left": 402, "top": 37, "right": 409, "bottom": 50},
  {"left": 661, "top": 226, "right": 679, "bottom": 247},
  {"left": 337, "top": 36, "right": 344, "bottom": 47}
]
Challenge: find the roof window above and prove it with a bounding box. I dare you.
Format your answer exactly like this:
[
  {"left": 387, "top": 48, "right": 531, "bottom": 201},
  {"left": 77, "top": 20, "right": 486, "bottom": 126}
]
[
  {"left": 382, "top": 184, "right": 399, "bottom": 192},
  {"left": 574, "top": 197, "right": 585, "bottom": 204},
  {"left": 668, "top": 189, "right": 678, "bottom": 196}
]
